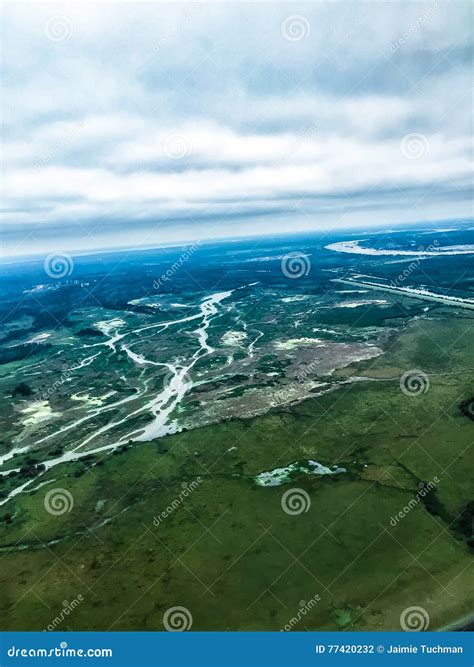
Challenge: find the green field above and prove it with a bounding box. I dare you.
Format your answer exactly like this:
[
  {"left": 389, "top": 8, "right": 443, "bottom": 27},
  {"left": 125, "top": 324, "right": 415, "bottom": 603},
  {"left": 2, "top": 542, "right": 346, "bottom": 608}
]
[{"left": 1, "top": 314, "right": 473, "bottom": 631}]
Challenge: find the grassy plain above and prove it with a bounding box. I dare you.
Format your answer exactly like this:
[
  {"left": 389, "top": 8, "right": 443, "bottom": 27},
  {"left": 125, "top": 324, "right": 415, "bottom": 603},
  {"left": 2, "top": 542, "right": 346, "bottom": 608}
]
[{"left": 0, "top": 313, "right": 473, "bottom": 630}]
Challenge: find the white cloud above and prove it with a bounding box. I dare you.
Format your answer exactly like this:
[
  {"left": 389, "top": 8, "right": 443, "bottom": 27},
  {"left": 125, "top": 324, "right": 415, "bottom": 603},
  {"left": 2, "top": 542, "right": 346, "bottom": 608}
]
[{"left": 1, "top": 1, "right": 472, "bottom": 256}]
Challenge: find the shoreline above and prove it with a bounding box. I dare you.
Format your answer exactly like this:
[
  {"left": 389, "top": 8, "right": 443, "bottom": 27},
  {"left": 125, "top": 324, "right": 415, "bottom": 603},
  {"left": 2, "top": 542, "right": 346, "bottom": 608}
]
[
  {"left": 333, "top": 278, "right": 474, "bottom": 310},
  {"left": 325, "top": 239, "right": 474, "bottom": 257}
]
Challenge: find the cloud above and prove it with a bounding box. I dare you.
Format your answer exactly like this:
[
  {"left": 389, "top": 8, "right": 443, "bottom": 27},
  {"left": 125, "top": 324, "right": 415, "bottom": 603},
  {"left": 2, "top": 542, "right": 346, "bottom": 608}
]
[{"left": 1, "top": 1, "right": 472, "bottom": 256}]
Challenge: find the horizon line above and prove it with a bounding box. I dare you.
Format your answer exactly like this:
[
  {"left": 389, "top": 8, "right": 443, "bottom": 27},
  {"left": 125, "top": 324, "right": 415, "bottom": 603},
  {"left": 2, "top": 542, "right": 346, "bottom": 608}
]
[{"left": 1, "top": 217, "right": 473, "bottom": 265}]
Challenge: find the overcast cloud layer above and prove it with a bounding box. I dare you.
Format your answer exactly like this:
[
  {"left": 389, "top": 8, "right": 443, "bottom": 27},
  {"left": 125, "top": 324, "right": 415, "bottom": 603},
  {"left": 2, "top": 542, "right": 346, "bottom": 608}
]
[{"left": 1, "top": 1, "right": 473, "bottom": 256}]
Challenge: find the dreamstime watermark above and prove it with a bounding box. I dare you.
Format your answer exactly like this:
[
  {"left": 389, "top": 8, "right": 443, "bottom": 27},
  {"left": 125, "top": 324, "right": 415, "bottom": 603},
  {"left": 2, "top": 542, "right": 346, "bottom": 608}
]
[
  {"left": 44, "top": 252, "right": 74, "bottom": 279},
  {"left": 7, "top": 644, "right": 112, "bottom": 659},
  {"left": 400, "top": 369, "right": 430, "bottom": 396},
  {"left": 281, "top": 252, "right": 311, "bottom": 279},
  {"left": 44, "top": 488, "right": 74, "bottom": 516},
  {"left": 44, "top": 15, "right": 73, "bottom": 42},
  {"left": 34, "top": 120, "right": 85, "bottom": 169},
  {"left": 161, "top": 368, "right": 193, "bottom": 399},
  {"left": 163, "top": 133, "right": 193, "bottom": 159},
  {"left": 153, "top": 241, "right": 202, "bottom": 289},
  {"left": 281, "top": 15, "right": 311, "bottom": 42},
  {"left": 281, "top": 488, "right": 311, "bottom": 515},
  {"left": 294, "top": 360, "right": 321, "bottom": 383},
  {"left": 163, "top": 606, "right": 193, "bottom": 631},
  {"left": 460, "top": 397, "right": 474, "bottom": 420},
  {"left": 389, "top": 477, "right": 439, "bottom": 527},
  {"left": 400, "top": 132, "right": 429, "bottom": 160},
  {"left": 400, "top": 606, "right": 430, "bottom": 631},
  {"left": 274, "top": 121, "right": 318, "bottom": 168},
  {"left": 153, "top": 477, "right": 202, "bottom": 526},
  {"left": 272, "top": 385, "right": 295, "bottom": 405},
  {"left": 280, "top": 594, "right": 321, "bottom": 631},
  {"left": 390, "top": 4, "right": 439, "bottom": 53},
  {"left": 272, "top": 360, "right": 320, "bottom": 404},
  {"left": 137, "top": 4, "right": 201, "bottom": 70},
  {"left": 390, "top": 240, "right": 439, "bottom": 287},
  {"left": 44, "top": 595, "right": 85, "bottom": 631},
  {"left": 37, "top": 359, "right": 85, "bottom": 402}
]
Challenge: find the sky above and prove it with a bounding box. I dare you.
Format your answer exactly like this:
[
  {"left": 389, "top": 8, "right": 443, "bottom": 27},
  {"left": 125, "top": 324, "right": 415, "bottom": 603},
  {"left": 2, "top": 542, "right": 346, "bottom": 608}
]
[{"left": 1, "top": 0, "right": 473, "bottom": 257}]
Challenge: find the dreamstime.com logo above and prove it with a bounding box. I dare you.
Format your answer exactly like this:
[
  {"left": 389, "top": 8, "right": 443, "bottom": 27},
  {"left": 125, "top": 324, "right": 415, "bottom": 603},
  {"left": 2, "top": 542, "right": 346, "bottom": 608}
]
[
  {"left": 400, "top": 606, "right": 430, "bottom": 631},
  {"left": 44, "top": 252, "right": 74, "bottom": 279},
  {"left": 272, "top": 360, "right": 320, "bottom": 403},
  {"left": 389, "top": 3, "right": 438, "bottom": 53},
  {"left": 153, "top": 477, "right": 202, "bottom": 526},
  {"left": 400, "top": 370, "right": 429, "bottom": 396},
  {"left": 44, "top": 15, "right": 73, "bottom": 42},
  {"left": 281, "top": 252, "right": 311, "bottom": 279},
  {"left": 136, "top": 3, "right": 201, "bottom": 72},
  {"left": 389, "top": 477, "right": 439, "bottom": 527},
  {"left": 390, "top": 240, "right": 439, "bottom": 287},
  {"left": 44, "top": 488, "right": 74, "bottom": 515},
  {"left": 163, "top": 606, "right": 193, "bottom": 631},
  {"left": 44, "top": 595, "right": 85, "bottom": 631},
  {"left": 7, "top": 643, "right": 112, "bottom": 659},
  {"left": 281, "top": 15, "right": 311, "bottom": 42},
  {"left": 274, "top": 121, "right": 318, "bottom": 168},
  {"left": 161, "top": 368, "right": 193, "bottom": 399},
  {"left": 281, "top": 488, "right": 311, "bottom": 515},
  {"left": 163, "top": 133, "right": 193, "bottom": 159},
  {"left": 280, "top": 595, "right": 321, "bottom": 631},
  {"left": 34, "top": 121, "right": 85, "bottom": 169},
  {"left": 37, "top": 359, "right": 85, "bottom": 402},
  {"left": 400, "top": 132, "right": 429, "bottom": 160},
  {"left": 153, "top": 241, "right": 202, "bottom": 289}
]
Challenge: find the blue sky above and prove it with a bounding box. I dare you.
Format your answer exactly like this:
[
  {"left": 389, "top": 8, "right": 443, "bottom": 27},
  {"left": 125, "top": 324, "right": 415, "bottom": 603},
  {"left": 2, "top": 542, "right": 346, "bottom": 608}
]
[{"left": 1, "top": 1, "right": 473, "bottom": 257}]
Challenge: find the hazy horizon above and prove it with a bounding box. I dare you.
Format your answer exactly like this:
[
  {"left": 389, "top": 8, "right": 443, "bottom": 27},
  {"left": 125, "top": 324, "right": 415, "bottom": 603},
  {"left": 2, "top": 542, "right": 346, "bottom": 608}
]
[{"left": 2, "top": 216, "right": 474, "bottom": 263}]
